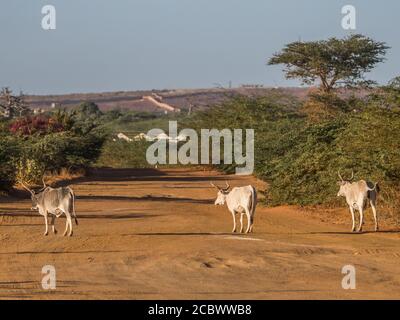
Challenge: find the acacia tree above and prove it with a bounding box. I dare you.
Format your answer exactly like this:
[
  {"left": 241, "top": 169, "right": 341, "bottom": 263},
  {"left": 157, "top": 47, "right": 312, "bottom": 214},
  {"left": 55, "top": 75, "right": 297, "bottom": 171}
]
[
  {"left": 0, "top": 87, "right": 29, "bottom": 118},
  {"left": 268, "top": 34, "right": 389, "bottom": 93}
]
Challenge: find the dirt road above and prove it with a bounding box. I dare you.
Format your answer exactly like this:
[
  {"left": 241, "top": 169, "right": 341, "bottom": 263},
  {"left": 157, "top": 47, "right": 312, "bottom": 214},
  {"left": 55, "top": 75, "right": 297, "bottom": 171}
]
[{"left": 0, "top": 168, "right": 400, "bottom": 299}]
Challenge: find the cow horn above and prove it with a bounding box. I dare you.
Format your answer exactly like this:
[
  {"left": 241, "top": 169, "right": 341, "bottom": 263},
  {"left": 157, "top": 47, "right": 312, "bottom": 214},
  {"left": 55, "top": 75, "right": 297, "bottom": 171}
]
[
  {"left": 338, "top": 170, "right": 344, "bottom": 182},
  {"left": 223, "top": 181, "right": 231, "bottom": 191},
  {"left": 19, "top": 180, "right": 34, "bottom": 195},
  {"left": 210, "top": 182, "right": 220, "bottom": 190},
  {"left": 42, "top": 177, "right": 47, "bottom": 188},
  {"left": 349, "top": 170, "right": 354, "bottom": 181}
]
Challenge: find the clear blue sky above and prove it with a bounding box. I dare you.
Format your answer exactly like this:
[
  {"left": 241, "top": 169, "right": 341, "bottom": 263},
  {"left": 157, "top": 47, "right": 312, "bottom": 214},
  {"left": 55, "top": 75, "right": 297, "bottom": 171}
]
[{"left": 0, "top": 0, "right": 398, "bottom": 94}]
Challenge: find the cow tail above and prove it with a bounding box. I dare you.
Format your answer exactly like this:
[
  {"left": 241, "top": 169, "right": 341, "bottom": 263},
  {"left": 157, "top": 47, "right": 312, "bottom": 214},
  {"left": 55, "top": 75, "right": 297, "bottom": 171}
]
[
  {"left": 250, "top": 186, "right": 257, "bottom": 220},
  {"left": 367, "top": 182, "right": 380, "bottom": 193},
  {"left": 69, "top": 188, "right": 78, "bottom": 225}
]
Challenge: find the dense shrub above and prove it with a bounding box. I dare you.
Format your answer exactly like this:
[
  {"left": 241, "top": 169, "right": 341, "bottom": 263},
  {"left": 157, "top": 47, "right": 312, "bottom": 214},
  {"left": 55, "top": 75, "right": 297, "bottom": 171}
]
[
  {"left": 186, "top": 93, "right": 303, "bottom": 173},
  {"left": 10, "top": 115, "right": 64, "bottom": 135},
  {"left": 188, "top": 93, "right": 400, "bottom": 213},
  {"left": 96, "top": 139, "right": 151, "bottom": 168},
  {"left": 15, "top": 132, "right": 105, "bottom": 182},
  {"left": 74, "top": 102, "right": 103, "bottom": 119},
  {"left": 0, "top": 135, "right": 20, "bottom": 189},
  {"left": 0, "top": 105, "right": 107, "bottom": 188}
]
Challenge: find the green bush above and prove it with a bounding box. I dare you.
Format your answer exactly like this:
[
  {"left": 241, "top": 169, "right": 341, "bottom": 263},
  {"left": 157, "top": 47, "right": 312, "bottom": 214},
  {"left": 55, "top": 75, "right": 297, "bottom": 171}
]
[
  {"left": 20, "top": 132, "right": 106, "bottom": 173},
  {"left": 0, "top": 108, "right": 107, "bottom": 189},
  {"left": 96, "top": 139, "right": 151, "bottom": 168},
  {"left": 188, "top": 93, "right": 400, "bottom": 211},
  {"left": 0, "top": 135, "right": 20, "bottom": 189}
]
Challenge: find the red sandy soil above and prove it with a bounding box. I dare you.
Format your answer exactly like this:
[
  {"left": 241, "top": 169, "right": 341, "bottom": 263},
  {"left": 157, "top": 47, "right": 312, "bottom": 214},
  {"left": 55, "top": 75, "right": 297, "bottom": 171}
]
[{"left": 0, "top": 168, "right": 399, "bottom": 300}]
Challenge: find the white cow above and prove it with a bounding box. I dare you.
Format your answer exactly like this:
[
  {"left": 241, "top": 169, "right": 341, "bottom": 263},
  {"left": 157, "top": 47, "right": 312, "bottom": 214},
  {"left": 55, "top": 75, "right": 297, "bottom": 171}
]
[
  {"left": 21, "top": 180, "right": 78, "bottom": 237},
  {"left": 117, "top": 133, "right": 133, "bottom": 142},
  {"left": 211, "top": 182, "right": 257, "bottom": 233},
  {"left": 337, "top": 171, "right": 379, "bottom": 232}
]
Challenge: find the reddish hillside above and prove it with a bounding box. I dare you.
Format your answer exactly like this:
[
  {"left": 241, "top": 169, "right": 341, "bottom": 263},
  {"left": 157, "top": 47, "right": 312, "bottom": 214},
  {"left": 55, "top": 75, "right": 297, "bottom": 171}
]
[{"left": 24, "top": 87, "right": 309, "bottom": 113}]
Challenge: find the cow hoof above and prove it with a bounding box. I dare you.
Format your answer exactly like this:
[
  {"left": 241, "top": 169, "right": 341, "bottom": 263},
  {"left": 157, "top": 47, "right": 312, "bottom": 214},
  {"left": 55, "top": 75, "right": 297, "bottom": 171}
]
[
  {"left": 44, "top": 232, "right": 48, "bottom": 236},
  {"left": 53, "top": 230, "right": 58, "bottom": 234}
]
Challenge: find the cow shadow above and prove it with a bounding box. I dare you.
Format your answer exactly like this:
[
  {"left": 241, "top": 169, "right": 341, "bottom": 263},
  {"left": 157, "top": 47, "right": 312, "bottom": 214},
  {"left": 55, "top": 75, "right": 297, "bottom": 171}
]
[
  {"left": 126, "top": 232, "right": 233, "bottom": 236},
  {"left": 77, "top": 194, "right": 212, "bottom": 204},
  {"left": 52, "top": 168, "right": 237, "bottom": 187},
  {"left": 307, "top": 230, "right": 400, "bottom": 235},
  {"left": 0, "top": 210, "right": 158, "bottom": 221}
]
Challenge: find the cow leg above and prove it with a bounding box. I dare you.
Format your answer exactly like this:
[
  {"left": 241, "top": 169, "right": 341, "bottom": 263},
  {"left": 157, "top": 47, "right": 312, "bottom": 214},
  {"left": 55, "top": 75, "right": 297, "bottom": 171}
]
[
  {"left": 43, "top": 213, "right": 49, "bottom": 236},
  {"left": 66, "top": 212, "right": 73, "bottom": 237},
  {"left": 62, "top": 212, "right": 69, "bottom": 236},
  {"left": 239, "top": 213, "right": 244, "bottom": 233},
  {"left": 249, "top": 215, "right": 254, "bottom": 233},
  {"left": 358, "top": 207, "right": 364, "bottom": 232},
  {"left": 349, "top": 206, "right": 356, "bottom": 232},
  {"left": 371, "top": 200, "right": 379, "bottom": 232},
  {"left": 244, "top": 209, "right": 251, "bottom": 234},
  {"left": 51, "top": 215, "right": 57, "bottom": 234},
  {"left": 231, "top": 211, "right": 237, "bottom": 233}
]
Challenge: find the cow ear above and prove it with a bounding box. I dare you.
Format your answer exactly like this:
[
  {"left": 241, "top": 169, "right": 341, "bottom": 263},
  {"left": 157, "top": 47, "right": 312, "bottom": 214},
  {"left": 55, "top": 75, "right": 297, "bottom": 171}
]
[{"left": 337, "top": 181, "right": 342, "bottom": 186}]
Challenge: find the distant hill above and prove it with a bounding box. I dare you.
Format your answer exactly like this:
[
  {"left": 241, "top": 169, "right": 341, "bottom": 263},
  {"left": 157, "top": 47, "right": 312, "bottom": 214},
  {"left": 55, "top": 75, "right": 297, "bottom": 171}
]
[{"left": 24, "top": 87, "right": 310, "bottom": 113}]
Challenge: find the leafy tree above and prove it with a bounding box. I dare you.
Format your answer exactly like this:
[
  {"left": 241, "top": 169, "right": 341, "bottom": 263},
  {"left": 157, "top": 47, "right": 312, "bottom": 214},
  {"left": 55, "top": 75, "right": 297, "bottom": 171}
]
[
  {"left": 102, "top": 108, "right": 123, "bottom": 122},
  {"left": 268, "top": 34, "right": 389, "bottom": 93},
  {"left": 387, "top": 76, "right": 400, "bottom": 90},
  {"left": 52, "top": 109, "right": 76, "bottom": 131},
  {"left": 70, "top": 102, "right": 103, "bottom": 134},
  {"left": 0, "top": 87, "right": 30, "bottom": 118},
  {"left": 365, "top": 76, "right": 400, "bottom": 110},
  {"left": 75, "top": 101, "right": 102, "bottom": 118}
]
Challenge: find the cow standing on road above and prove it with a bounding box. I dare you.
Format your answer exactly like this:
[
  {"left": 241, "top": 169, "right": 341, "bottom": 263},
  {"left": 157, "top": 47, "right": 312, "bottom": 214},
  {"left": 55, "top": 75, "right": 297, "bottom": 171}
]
[
  {"left": 337, "top": 171, "right": 379, "bottom": 232},
  {"left": 21, "top": 180, "right": 78, "bottom": 237},
  {"left": 211, "top": 182, "right": 257, "bottom": 234}
]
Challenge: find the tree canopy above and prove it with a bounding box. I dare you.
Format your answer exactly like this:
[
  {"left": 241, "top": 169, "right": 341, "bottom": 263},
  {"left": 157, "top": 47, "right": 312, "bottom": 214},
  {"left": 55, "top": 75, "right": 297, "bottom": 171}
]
[{"left": 268, "top": 34, "right": 389, "bottom": 93}]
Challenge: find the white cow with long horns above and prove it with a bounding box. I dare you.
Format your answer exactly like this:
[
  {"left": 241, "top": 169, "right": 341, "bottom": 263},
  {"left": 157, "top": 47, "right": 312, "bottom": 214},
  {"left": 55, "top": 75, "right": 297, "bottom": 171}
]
[
  {"left": 20, "top": 179, "right": 78, "bottom": 237},
  {"left": 337, "top": 170, "right": 379, "bottom": 232},
  {"left": 211, "top": 181, "right": 257, "bottom": 233}
]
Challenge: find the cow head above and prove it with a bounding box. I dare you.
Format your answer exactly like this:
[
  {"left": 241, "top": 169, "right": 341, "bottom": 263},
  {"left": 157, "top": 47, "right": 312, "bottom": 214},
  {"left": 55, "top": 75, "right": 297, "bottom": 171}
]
[
  {"left": 337, "top": 170, "right": 354, "bottom": 197},
  {"left": 20, "top": 178, "right": 48, "bottom": 210},
  {"left": 210, "top": 181, "right": 231, "bottom": 205}
]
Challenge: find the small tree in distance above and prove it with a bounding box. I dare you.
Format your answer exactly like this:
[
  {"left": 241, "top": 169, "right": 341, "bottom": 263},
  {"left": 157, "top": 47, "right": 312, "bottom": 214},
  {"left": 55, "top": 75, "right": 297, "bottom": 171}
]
[
  {"left": 268, "top": 34, "right": 389, "bottom": 93},
  {"left": 0, "top": 87, "right": 29, "bottom": 118}
]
